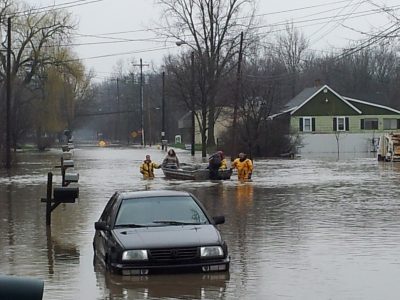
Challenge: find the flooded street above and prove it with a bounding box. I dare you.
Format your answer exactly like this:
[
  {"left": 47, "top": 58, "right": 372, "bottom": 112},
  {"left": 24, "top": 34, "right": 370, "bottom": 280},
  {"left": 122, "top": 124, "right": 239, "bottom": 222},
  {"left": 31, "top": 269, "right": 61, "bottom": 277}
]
[{"left": 1, "top": 147, "right": 400, "bottom": 299}]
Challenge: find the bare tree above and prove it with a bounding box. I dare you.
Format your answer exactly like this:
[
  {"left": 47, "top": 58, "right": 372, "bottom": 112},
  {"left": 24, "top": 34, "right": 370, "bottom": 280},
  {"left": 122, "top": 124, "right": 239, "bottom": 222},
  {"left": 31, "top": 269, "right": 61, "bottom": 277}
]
[
  {"left": 275, "top": 22, "right": 309, "bottom": 97},
  {"left": 157, "top": 0, "right": 257, "bottom": 156}
]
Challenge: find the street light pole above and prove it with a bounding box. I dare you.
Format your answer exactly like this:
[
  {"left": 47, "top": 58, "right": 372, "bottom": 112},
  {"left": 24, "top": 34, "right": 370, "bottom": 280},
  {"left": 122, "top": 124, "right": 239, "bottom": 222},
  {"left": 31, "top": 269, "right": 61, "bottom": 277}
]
[
  {"left": 231, "top": 32, "right": 244, "bottom": 161},
  {"left": 176, "top": 41, "right": 195, "bottom": 156},
  {"left": 190, "top": 51, "right": 195, "bottom": 156}
]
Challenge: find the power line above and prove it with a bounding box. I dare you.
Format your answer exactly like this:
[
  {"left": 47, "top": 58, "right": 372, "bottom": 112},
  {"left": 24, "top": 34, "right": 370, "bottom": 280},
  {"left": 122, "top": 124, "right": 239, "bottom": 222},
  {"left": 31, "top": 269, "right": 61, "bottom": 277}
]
[
  {"left": 308, "top": 0, "right": 364, "bottom": 45},
  {"left": 67, "top": 2, "right": 400, "bottom": 49},
  {"left": 10, "top": 0, "right": 104, "bottom": 17},
  {"left": 73, "top": 0, "right": 357, "bottom": 38},
  {"left": 42, "top": 38, "right": 175, "bottom": 48},
  {"left": 56, "top": 45, "right": 176, "bottom": 63},
  {"left": 253, "top": 4, "right": 400, "bottom": 32}
]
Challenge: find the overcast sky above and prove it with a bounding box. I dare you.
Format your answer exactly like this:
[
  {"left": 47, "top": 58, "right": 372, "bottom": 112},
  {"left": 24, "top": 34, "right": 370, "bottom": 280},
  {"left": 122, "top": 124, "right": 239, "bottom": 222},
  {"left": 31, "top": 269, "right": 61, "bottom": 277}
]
[{"left": 25, "top": 0, "right": 400, "bottom": 81}]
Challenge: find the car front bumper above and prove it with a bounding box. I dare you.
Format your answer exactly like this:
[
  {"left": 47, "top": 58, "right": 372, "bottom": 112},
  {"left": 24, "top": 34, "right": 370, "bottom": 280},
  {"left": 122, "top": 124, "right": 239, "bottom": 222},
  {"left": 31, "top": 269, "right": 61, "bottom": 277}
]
[{"left": 111, "top": 257, "right": 230, "bottom": 275}]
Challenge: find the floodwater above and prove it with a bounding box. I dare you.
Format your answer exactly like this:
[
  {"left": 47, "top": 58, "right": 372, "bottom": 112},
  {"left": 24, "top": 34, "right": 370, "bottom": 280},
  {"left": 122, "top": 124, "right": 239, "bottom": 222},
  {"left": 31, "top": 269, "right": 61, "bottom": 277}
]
[{"left": 1, "top": 147, "right": 400, "bottom": 299}]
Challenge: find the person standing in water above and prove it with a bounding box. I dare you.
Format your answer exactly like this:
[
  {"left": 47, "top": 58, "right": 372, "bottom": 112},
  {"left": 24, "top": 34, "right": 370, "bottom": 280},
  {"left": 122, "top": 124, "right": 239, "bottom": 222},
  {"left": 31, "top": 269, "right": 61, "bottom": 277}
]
[
  {"left": 231, "top": 152, "right": 253, "bottom": 180},
  {"left": 140, "top": 155, "right": 161, "bottom": 179}
]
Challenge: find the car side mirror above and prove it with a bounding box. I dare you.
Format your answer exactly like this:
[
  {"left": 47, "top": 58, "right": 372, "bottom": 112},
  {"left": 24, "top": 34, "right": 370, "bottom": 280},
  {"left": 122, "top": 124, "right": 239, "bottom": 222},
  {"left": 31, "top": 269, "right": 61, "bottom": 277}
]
[
  {"left": 95, "top": 221, "right": 110, "bottom": 231},
  {"left": 213, "top": 216, "right": 225, "bottom": 225}
]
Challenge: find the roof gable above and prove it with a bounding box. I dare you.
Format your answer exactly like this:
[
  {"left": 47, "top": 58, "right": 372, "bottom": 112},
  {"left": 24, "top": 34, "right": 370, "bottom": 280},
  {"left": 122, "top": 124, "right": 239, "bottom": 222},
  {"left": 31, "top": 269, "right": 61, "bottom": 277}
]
[{"left": 290, "top": 85, "right": 361, "bottom": 115}]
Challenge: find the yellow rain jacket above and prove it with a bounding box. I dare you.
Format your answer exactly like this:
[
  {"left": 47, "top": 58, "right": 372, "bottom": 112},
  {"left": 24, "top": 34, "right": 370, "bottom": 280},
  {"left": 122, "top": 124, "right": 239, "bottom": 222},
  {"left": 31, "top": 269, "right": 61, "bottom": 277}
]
[
  {"left": 232, "top": 158, "right": 253, "bottom": 180},
  {"left": 220, "top": 159, "right": 228, "bottom": 170},
  {"left": 140, "top": 160, "right": 160, "bottom": 178}
]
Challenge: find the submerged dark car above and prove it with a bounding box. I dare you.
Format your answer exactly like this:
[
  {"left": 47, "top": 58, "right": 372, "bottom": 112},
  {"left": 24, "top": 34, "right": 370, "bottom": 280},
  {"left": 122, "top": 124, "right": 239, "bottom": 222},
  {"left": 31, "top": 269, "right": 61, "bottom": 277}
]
[{"left": 93, "top": 190, "right": 230, "bottom": 275}]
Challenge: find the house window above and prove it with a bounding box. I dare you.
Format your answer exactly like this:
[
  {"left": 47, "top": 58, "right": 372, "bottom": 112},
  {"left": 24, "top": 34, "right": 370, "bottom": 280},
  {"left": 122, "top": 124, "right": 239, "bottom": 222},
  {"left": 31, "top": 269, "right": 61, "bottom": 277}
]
[
  {"left": 383, "top": 119, "right": 400, "bottom": 130},
  {"left": 333, "top": 117, "right": 349, "bottom": 131},
  {"left": 361, "top": 118, "right": 378, "bottom": 130},
  {"left": 304, "top": 117, "right": 312, "bottom": 132},
  {"left": 337, "top": 117, "right": 345, "bottom": 131},
  {"left": 299, "top": 117, "right": 315, "bottom": 132}
]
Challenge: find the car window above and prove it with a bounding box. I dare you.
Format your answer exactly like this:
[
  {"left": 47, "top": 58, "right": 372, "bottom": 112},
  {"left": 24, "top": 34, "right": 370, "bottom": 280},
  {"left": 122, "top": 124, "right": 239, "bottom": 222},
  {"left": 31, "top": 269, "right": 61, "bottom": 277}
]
[
  {"left": 115, "top": 196, "right": 209, "bottom": 226},
  {"left": 100, "top": 194, "right": 118, "bottom": 223}
]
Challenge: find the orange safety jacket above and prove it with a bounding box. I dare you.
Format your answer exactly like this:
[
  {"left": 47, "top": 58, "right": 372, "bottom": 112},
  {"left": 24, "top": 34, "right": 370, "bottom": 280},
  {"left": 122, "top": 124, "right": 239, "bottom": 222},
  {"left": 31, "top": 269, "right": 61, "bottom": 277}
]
[{"left": 232, "top": 158, "right": 253, "bottom": 180}]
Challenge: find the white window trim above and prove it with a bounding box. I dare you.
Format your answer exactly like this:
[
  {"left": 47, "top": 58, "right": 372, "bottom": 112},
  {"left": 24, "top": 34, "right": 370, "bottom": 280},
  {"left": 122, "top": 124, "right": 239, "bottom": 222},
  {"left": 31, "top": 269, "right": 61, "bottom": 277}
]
[
  {"left": 303, "top": 117, "right": 313, "bottom": 132},
  {"left": 336, "top": 116, "right": 346, "bottom": 131}
]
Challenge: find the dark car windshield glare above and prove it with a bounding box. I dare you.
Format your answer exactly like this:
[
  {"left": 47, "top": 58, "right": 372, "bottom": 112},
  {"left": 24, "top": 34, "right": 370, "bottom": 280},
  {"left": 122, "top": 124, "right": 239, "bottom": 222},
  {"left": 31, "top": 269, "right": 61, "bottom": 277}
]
[{"left": 114, "top": 196, "right": 209, "bottom": 227}]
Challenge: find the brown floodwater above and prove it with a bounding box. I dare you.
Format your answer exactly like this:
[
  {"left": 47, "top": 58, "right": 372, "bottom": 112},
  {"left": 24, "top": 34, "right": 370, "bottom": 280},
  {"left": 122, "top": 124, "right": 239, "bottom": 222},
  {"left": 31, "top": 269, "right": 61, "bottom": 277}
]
[{"left": 1, "top": 147, "right": 400, "bottom": 299}]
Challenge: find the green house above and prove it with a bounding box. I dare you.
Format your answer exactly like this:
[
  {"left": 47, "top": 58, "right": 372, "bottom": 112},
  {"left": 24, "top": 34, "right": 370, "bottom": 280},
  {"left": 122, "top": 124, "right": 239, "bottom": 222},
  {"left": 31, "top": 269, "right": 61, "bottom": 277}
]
[{"left": 272, "top": 85, "right": 400, "bottom": 153}]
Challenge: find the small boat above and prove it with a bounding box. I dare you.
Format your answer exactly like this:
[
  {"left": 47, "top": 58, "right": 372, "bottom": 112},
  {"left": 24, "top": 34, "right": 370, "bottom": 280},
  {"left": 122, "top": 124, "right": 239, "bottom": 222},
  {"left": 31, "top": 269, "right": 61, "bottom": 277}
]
[{"left": 162, "top": 163, "right": 232, "bottom": 180}]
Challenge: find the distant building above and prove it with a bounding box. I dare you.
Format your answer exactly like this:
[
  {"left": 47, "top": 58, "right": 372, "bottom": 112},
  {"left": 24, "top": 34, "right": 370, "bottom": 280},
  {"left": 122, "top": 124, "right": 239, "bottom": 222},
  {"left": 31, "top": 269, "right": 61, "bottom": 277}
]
[
  {"left": 270, "top": 84, "right": 400, "bottom": 153},
  {"left": 178, "top": 108, "right": 233, "bottom": 147}
]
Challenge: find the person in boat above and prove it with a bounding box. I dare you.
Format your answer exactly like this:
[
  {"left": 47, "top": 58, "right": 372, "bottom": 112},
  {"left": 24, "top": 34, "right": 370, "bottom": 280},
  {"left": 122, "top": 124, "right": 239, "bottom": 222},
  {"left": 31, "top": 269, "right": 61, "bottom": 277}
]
[
  {"left": 140, "top": 155, "right": 161, "bottom": 179},
  {"left": 162, "top": 149, "right": 180, "bottom": 169},
  {"left": 208, "top": 151, "right": 227, "bottom": 179},
  {"left": 219, "top": 151, "right": 228, "bottom": 170},
  {"left": 231, "top": 152, "right": 253, "bottom": 180}
]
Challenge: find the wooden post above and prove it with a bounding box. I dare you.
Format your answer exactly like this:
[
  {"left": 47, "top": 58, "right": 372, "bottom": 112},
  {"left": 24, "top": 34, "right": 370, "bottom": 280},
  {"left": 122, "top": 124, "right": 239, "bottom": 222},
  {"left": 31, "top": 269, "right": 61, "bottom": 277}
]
[
  {"left": 46, "top": 172, "right": 53, "bottom": 226},
  {"left": 61, "top": 157, "right": 66, "bottom": 187},
  {"left": 161, "top": 71, "right": 166, "bottom": 150}
]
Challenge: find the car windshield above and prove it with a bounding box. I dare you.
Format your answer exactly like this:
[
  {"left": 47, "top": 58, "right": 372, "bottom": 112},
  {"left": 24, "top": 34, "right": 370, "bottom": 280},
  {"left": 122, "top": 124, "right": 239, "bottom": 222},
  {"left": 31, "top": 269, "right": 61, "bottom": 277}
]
[{"left": 114, "top": 196, "right": 209, "bottom": 227}]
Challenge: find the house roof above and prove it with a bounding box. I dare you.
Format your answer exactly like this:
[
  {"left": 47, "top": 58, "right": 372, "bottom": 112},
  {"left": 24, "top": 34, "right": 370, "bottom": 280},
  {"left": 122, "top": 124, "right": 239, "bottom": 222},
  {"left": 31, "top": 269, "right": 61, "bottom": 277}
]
[
  {"left": 344, "top": 97, "right": 400, "bottom": 114},
  {"left": 272, "top": 84, "right": 400, "bottom": 119},
  {"left": 284, "top": 86, "right": 320, "bottom": 110}
]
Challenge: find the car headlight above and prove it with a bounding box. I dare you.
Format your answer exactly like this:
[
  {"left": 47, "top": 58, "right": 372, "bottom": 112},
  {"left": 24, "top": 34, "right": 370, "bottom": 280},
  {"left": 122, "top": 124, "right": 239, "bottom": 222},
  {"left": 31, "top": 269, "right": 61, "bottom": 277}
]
[
  {"left": 122, "top": 250, "right": 148, "bottom": 261},
  {"left": 200, "top": 246, "right": 224, "bottom": 258}
]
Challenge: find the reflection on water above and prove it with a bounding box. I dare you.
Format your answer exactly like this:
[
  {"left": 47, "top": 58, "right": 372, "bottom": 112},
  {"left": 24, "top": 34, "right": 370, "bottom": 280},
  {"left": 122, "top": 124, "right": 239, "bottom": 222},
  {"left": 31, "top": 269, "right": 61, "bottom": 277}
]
[
  {"left": 95, "top": 261, "right": 229, "bottom": 300},
  {"left": 1, "top": 147, "right": 400, "bottom": 299}
]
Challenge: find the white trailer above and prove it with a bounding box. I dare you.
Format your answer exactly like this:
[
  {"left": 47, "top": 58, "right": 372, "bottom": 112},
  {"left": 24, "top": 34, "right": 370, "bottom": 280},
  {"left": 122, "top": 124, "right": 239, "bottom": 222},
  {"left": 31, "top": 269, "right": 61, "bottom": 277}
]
[{"left": 377, "top": 133, "right": 400, "bottom": 161}]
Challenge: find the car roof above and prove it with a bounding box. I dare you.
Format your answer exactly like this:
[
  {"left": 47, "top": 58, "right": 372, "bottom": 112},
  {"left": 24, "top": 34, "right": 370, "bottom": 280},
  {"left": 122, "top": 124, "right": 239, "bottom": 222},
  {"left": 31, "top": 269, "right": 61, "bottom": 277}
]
[{"left": 118, "top": 190, "right": 191, "bottom": 200}]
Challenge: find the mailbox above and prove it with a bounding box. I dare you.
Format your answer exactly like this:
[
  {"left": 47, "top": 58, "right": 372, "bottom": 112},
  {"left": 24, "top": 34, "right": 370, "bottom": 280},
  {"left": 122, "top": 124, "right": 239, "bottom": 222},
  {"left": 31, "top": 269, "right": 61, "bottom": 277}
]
[
  {"left": 0, "top": 276, "right": 44, "bottom": 300},
  {"left": 63, "top": 159, "right": 74, "bottom": 168},
  {"left": 53, "top": 187, "right": 79, "bottom": 203},
  {"left": 64, "top": 173, "right": 79, "bottom": 183},
  {"left": 62, "top": 152, "right": 73, "bottom": 160},
  {"left": 62, "top": 145, "right": 70, "bottom": 152}
]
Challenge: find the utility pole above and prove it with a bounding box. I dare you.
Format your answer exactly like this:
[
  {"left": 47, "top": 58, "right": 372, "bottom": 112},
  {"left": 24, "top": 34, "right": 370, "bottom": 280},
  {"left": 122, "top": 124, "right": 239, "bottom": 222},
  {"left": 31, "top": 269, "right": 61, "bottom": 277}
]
[
  {"left": 5, "top": 17, "right": 12, "bottom": 169},
  {"left": 161, "top": 71, "right": 166, "bottom": 150},
  {"left": 140, "top": 59, "right": 145, "bottom": 147},
  {"left": 116, "top": 77, "right": 120, "bottom": 142},
  {"left": 132, "top": 59, "right": 149, "bottom": 147},
  {"left": 231, "top": 32, "right": 243, "bottom": 161}
]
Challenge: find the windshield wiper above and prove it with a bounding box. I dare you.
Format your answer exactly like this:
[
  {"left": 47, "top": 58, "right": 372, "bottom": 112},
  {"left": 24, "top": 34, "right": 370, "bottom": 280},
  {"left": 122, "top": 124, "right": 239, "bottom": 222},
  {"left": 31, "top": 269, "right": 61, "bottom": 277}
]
[
  {"left": 114, "top": 224, "right": 146, "bottom": 228},
  {"left": 152, "top": 220, "right": 205, "bottom": 225}
]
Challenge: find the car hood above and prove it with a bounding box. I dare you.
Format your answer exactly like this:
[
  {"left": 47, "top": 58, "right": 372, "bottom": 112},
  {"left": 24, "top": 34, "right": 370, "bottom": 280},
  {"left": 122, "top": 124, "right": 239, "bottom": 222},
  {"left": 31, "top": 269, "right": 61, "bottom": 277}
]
[{"left": 113, "top": 225, "right": 222, "bottom": 249}]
